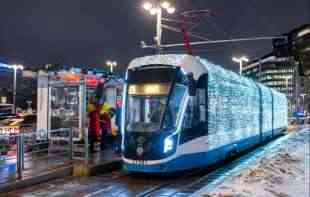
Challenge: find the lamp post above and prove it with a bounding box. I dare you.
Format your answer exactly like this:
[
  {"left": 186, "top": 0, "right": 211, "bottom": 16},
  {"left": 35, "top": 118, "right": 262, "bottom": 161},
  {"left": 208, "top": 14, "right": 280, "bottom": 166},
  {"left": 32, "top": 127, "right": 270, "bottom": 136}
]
[
  {"left": 106, "top": 61, "right": 117, "bottom": 73},
  {"left": 232, "top": 56, "right": 249, "bottom": 75},
  {"left": 11, "top": 65, "right": 24, "bottom": 114},
  {"left": 284, "top": 76, "right": 291, "bottom": 98},
  {"left": 301, "top": 93, "right": 307, "bottom": 113},
  {"left": 143, "top": 1, "right": 176, "bottom": 51},
  {"left": 284, "top": 76, "right": 292, "bottom": 115},
  {"left": 300, "top": 93, "right": 308, "bottom": 126}
]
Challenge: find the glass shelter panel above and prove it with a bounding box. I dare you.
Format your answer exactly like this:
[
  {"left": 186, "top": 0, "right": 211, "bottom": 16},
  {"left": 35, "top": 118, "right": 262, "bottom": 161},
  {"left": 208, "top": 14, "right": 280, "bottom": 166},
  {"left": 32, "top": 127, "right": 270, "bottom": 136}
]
[{"left": 50, "top": 85, "right": 81, "bottom": 139}]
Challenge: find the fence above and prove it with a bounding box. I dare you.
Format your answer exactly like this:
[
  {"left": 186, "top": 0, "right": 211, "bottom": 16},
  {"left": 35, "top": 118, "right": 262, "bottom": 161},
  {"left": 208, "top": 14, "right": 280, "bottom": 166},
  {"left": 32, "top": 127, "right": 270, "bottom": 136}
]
[{"left": 0, "top": 128, "right": 73, "bottom": 184}]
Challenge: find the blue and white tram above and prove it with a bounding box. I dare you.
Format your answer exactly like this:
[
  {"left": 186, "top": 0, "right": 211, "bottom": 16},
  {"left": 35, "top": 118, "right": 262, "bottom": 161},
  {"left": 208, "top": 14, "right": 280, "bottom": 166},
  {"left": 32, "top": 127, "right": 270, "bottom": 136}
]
[{"left": 121, "top": 54, "right": 288, "bottom": 173}]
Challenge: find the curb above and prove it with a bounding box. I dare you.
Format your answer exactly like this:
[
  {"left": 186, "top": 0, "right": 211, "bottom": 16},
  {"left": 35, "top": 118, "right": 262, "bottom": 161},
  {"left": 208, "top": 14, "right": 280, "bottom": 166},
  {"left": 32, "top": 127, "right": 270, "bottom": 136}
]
[
  {"left": 89, "top": 160, "right": 122, "bottom": 176},
  {"left": 73, "top": 159, "right": 122, "bottom": 177},
  {"left": 0, "top": 165, "right": 73, "bottom": 193}
]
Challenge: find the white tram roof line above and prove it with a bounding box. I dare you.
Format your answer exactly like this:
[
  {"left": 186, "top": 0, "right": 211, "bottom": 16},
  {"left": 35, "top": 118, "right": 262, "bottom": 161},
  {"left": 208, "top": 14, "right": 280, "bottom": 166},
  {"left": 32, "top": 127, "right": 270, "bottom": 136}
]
[
  {"left": 128, "top": 54, "right": 286, "bottom": 98},
  {"left": 128, "top": 54, "right": 207, "bottom": 80}
]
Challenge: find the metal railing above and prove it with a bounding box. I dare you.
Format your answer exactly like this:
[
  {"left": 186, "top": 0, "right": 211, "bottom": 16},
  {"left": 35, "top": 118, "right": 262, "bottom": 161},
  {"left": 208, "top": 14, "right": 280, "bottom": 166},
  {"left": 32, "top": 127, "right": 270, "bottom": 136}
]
[{"left": 0, "top": 128, "right": 73, "bottom": 184}]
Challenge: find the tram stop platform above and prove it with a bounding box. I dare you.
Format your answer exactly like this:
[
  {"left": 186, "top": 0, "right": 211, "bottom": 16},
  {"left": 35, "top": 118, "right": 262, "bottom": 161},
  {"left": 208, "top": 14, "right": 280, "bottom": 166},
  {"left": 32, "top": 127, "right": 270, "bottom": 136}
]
[
  {"left": 0, "top": 148, "right": 122, "bottom": 193},
  {"left": 73, "top": 149, "right": 122, "bottom": 177}
]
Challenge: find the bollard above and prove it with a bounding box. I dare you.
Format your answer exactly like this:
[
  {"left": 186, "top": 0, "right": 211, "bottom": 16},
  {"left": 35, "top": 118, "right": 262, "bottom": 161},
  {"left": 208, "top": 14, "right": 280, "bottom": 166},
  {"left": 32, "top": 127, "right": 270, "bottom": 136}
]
[
  {"left": 69, "top": 128, "right": 73, "bottom": 161},
  {"left": 21, "top": 134, "right": 25, "bottom": 170},
  {"left": 84, "top": 128, "right": 89, "bottom": 162},
  {"left": 16, "top": 135, "right": 24, "bottom": 179}
]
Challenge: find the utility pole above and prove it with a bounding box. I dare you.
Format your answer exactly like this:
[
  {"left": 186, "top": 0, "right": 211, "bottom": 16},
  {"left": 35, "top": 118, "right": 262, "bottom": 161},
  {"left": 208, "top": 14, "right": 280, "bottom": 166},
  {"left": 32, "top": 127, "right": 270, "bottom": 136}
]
[
  {"left": 143, "top": 1, "right": 175, "bottom": 53},
  {"left": 11, "top": 65, "right": 24, "bottom": 114},
  {"left": 156, "top": 0, "right": 162, "bottom": 52},
  {"left": 106, "top": 61, "right": 117, "bottom": 73},
  {"left": 232, "top": 56, "right": 249, "bottom": 75}
]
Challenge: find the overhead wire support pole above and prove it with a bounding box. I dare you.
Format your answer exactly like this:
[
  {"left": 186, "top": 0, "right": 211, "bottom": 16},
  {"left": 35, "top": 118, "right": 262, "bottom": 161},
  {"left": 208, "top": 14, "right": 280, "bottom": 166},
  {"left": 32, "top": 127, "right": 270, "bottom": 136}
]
[
  {"left": 156, "top": 2, "right": 162, "bottom": 53},
  {"left": 161, "top": 24, "right": 209, "bottom": 41},
  {"left": 154, "top": 36, "right": 288, "bottom": 48},
  {"left": 161, "top": 17, "right": 195, "bottom": 25},
  {"left": 141, "top": 36, "right": 288, "bottom": 49}
]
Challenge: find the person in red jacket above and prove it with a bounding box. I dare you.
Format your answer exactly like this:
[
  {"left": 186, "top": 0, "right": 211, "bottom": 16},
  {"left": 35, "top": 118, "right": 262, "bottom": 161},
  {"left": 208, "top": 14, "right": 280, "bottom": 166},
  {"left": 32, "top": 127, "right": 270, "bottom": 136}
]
[
  {"left": 99, "top": 103, "right": 111, "bottom": 151},
  {"left": 88, "top": 103, "right": 101, "bottom": 153}
]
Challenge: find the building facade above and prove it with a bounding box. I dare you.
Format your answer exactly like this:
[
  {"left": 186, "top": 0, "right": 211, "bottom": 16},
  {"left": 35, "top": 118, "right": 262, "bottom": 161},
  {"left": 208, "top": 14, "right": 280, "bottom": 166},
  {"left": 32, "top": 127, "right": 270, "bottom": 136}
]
[
  {"left": 243, "top": 54, "right": 297, "bottom": 113},
  {"left": 243, "top": 24, "right": 310, "bottom": 116}
]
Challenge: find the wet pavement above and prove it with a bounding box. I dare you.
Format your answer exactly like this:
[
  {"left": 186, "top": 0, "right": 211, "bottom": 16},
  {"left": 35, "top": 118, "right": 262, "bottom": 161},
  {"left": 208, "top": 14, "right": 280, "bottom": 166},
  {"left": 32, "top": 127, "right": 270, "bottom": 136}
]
[
  {"left": 3, "top": 166, "right": 202, "bottom": 196},
  {"left": 4, "top": 128, "right": 308, "bottom": 197},
  {"left": 0, "top": 155, "right": 17, "bottom": 184},
  {"left": 0, "top": 153, "right": 70, "bottom": 185}
]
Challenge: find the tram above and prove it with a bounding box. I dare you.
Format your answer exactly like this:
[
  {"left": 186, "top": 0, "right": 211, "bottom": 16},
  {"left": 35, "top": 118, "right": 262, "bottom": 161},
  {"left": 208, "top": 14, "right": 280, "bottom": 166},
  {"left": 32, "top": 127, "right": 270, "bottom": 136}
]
[{"left": 121, "top": 54, "right": 288, "bottom": 173}]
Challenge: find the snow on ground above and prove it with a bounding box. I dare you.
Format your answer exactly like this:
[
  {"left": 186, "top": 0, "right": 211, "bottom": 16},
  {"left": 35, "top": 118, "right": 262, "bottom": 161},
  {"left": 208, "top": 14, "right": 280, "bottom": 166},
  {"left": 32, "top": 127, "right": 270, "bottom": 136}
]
[{"left": 201, "top": 127, "right": 310, "bottom": 197}]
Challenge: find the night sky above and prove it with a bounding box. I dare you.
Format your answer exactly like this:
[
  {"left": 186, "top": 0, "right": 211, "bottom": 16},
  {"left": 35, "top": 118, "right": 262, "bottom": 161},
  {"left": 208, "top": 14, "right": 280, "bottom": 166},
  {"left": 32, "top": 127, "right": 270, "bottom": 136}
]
[{"left": 0, "top": 0, "right": 309, "bottom": 73}]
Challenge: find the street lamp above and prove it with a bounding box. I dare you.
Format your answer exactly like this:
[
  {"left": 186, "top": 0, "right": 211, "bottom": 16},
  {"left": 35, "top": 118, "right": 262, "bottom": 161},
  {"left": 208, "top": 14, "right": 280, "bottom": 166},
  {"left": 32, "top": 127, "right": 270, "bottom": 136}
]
[
  {"left": 106, "top": 61, "right": 117, "bottom": 73},
  {"left": 284, "top": 76, "right": 291, "bottom": 97},
  {"left": 300, "top": 93, "right": 308, "bottom": 126},
  {"left": 10, "top": 65, "right": 24, "bottom": 114},
  {"left": 142, "top": 1, "right": 176, "bottom": 50},
  {"left": 232, "top": 56, "right": 249, "bottom": 75},
  {"left": 284, "top": 76, "right": 292, "bottom": 115},
  {"left": 301, "top": 93, "right": 307, "bottom": 111}
]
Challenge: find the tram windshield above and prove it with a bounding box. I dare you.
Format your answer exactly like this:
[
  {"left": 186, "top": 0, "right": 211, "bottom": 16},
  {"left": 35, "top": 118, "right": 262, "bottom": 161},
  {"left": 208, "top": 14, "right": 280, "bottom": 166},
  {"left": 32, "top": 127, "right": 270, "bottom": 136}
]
[
  {"left": 126, "top": 83, "right": 170, "bottom": 132},
  {"left": 125, "top": 66, "right": 188, "bottom": 133}
]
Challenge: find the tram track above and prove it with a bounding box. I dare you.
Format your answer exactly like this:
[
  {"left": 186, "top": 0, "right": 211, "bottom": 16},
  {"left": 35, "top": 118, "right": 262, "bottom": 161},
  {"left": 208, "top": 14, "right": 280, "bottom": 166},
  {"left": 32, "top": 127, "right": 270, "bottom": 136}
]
[{"left": 10, "top": 132, "right": 295, "bottom": 197}]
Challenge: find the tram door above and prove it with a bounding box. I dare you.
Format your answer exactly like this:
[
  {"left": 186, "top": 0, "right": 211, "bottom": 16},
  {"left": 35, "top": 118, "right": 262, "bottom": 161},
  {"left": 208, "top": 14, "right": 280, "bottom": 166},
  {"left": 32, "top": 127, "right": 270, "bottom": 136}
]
[{"left": 48, "top": 82, "right": 86, "bottom": 141}]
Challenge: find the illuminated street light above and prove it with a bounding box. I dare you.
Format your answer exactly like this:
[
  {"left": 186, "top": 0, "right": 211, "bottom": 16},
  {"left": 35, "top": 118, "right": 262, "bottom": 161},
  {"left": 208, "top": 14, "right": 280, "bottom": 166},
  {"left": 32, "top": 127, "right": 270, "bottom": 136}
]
[
  {"left": 283, "top": 75, "right": 292, "bottom": 114},
  {"left": 106, "top": 61, "right": 117, "bottom": 73},
  {"left": 150, "top": 8, "right": 158, "bottom": 15},
  {"left": 283, "top": 76, "right": 291, "bottom": 97},
  {"left": 142, "top": 1, "right": 176, "bottom": 50},
  {"left": 232, "top": 56, "right": 249, "bottom": 75},
  {"left": 167, "top": 7, "right": 175, "bottom": 14},
  {"left": 161, "top": 1, "right": 170, "bottom": 9},
  {"left": 143, "top": 2, "right": 152, "bottom": 10},
  {"left": 10, "top": 64, "right": 24, "bottom": 113},
  {"left": 301, "top": 93, "right": 307, "bottom": 113}
]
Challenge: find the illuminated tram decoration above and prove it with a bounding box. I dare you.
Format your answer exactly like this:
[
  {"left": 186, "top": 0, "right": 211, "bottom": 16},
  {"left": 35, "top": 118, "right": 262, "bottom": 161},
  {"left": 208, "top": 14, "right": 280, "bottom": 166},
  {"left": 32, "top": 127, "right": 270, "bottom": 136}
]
[{"left": 122, "top": 54, "right": 288, "bottom": 172}]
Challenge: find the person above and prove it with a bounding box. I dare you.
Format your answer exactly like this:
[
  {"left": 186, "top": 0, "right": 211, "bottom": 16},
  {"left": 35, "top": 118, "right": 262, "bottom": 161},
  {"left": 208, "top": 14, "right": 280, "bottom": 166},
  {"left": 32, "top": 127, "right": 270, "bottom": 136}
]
[
  {"left": 99, "top": 102, "right": 111, "bottom": 151},
  {"left": 109, "top": 108, "right": 121, "bottom": 153},
  {"left": 87, "top": 103, "right": 101, "bottom": 153}
]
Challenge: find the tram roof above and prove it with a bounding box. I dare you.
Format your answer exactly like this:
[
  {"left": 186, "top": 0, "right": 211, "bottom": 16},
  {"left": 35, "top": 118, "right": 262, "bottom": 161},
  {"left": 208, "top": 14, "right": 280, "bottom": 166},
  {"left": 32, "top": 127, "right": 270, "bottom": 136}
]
[
  {"left": 128, "top": 54, "right": 286, "bottom": 98},
  {"left": 128, "top": 54, "right": 252, "bottom": 82},
  {"left": 128, "top": 54, "right": 207, "bottom": 80}
]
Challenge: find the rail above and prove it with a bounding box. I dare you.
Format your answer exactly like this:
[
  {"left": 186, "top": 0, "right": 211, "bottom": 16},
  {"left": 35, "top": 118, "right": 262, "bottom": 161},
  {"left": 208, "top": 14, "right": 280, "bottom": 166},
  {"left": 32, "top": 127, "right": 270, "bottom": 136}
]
[{"left": 0, "top": 128, "right": 73, "bottom": 184}]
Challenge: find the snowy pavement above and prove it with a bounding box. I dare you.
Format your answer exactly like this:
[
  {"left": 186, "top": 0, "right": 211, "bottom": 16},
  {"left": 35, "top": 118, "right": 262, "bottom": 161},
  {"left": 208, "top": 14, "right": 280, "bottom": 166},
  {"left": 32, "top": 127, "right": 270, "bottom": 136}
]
[{"left": 196, "top": 127, "right": 310, "bottom": 197}]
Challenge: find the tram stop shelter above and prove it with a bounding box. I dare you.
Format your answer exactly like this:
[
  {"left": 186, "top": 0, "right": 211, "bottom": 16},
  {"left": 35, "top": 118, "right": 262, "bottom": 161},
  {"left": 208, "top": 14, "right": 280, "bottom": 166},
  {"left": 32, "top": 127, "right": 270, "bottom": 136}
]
[{"left": 36, "top": 69, "right": 123, "bottom": 175}]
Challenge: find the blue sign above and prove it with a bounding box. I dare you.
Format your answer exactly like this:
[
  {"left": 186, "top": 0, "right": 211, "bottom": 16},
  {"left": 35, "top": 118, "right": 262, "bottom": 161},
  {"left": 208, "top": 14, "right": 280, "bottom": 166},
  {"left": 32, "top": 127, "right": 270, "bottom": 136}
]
[{"left": 293, "top": 111, "right": 305, "bottom": 117}]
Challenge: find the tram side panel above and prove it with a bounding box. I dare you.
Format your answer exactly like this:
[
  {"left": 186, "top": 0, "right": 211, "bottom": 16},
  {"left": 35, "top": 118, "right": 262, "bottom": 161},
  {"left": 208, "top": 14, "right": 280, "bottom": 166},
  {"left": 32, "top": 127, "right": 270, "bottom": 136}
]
[
  {"left": 259, "top": 84, "right": 274, "bottom": 140},
  {"left": 177, "top": 69, "right": 264, "bottom": 170},
  {"left": 272, "top": 90, "right": 288, "bottom": 135},
  {"left": 205, "top": 69, "right": 261, "bottom": 157}
]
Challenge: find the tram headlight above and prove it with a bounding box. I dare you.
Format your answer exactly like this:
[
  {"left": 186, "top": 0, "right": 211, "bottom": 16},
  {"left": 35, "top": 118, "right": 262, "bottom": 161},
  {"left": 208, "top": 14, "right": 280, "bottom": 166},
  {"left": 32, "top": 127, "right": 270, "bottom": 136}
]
[{"left": 164, "top": 136, "right": 174, "bottom": 153}]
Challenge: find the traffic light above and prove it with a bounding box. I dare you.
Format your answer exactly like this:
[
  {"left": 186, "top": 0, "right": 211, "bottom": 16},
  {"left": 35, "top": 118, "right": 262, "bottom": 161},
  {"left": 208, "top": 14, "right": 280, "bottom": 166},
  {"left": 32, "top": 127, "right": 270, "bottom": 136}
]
[{"left": 272, "top": 36, "right": 292, "bottom": 57}]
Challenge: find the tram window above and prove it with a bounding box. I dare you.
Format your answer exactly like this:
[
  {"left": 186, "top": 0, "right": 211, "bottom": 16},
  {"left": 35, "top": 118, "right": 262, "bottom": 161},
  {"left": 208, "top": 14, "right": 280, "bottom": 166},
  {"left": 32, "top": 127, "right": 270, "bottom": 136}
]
[
  {"left": 126, "top": 96, "right": 167, "bottom": 132},
  {"left": 180, "top": 74, "right": 208, "bottom": 144},
  {"left": 198, "top": 89, "right": 206, "bottom": 122},
  {"left": 162, "top": 83, "right": 187, "bottom": 130}
]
